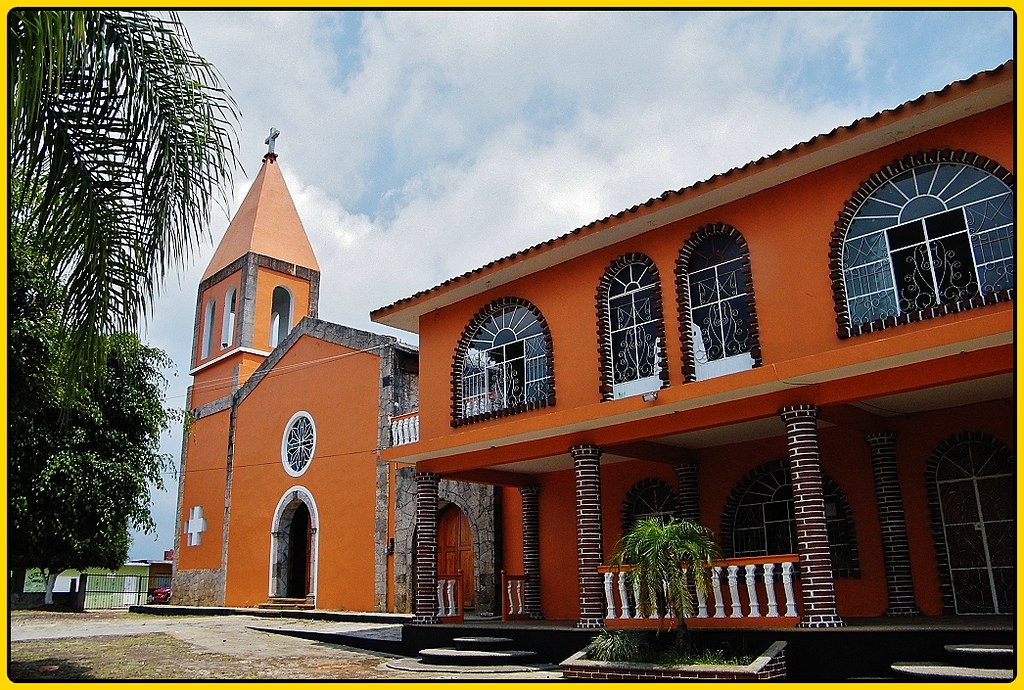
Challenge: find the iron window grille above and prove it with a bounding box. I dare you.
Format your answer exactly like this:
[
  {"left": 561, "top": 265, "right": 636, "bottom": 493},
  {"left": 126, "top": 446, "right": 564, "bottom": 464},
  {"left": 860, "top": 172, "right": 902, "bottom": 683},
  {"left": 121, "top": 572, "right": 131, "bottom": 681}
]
[
  {"left": 454, "top": 299, "right": 554, "bottom": 425},
  {"left": 833, "top": 152, "right": 1014, "bottom": 337},
  {"left": 723, "top": 461, "right": 860, "bottom": 578},
  {"left": 603, "top": 257, "right": 666, "bottom": 399},
  {"left": 687, "top": 234, "right": 754, "bottom": 379}
]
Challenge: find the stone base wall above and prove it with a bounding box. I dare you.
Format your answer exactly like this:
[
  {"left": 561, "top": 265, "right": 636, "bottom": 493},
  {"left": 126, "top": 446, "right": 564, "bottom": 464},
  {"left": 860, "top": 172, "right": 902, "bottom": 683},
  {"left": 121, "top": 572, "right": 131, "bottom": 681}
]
[
  {"left": 170, "top": 569, "right": 225, "bottom": 606},
  {"left": 560, "top": 641, "right": 787, "bottom": 681}
]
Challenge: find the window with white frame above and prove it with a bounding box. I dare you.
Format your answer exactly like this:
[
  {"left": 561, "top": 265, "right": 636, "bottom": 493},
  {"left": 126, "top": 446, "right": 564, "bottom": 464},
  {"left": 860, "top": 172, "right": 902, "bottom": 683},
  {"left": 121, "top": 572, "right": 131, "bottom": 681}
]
[
  {"left": 201, "top": 298, "right": 216, "bottom": 359},
  {"left": 687, "top": 233, "right": 754, "bottom": 380},
  {"left": 221, "top": 287, "right": 237, "bottom": 349},
  {"left": 458, "top": 301, "right": 553, "bottom": 423},
  {"left": 840, "top": 158, "right": 1013, "bottom": 330},
  {"left": 604, "top": 257, "right": 664, "bottom": 399}
]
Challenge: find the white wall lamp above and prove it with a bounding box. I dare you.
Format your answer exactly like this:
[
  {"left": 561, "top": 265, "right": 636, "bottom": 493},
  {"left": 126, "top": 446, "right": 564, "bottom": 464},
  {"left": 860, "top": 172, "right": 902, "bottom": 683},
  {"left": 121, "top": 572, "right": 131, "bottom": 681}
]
[{"left": 642, "top": 391, "right": 659, "bottom": 403}]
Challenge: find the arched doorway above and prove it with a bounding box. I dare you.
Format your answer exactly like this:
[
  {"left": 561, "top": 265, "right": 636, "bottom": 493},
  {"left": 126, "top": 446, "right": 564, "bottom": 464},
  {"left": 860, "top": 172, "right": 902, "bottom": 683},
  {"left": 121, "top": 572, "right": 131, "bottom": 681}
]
[
  {"left": 270, "top": 488, "right": 318, "bottom": 602},
  {"left": 438, "top": 504, "right": 475, "bottom": 609},
  {"left": 931, "top": 434, "right": 1014, "bottom": 615},
  {"left": 286, "top": 502, "right": 312, "bottom": 598}
]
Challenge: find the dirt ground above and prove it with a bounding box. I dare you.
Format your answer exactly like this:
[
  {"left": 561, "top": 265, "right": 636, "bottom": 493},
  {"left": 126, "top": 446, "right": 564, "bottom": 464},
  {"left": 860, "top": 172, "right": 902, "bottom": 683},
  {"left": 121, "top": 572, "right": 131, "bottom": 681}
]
[{"left": 8, "top": 609, "right": 563, "bottom": 681}]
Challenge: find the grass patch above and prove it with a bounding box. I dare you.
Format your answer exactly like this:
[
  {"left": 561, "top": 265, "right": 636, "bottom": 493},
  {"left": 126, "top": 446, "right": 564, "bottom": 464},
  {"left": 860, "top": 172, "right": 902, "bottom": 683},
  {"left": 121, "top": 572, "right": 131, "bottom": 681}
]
[{"left": 9, "top": 633, "right": 262, "bottom": 680}]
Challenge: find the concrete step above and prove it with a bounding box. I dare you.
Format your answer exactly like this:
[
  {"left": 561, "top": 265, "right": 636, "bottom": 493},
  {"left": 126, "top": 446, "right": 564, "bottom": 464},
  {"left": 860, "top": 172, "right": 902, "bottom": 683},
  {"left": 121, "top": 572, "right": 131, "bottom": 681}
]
[
  {"left": 452, "top": 636, "right": 514, "bottom": 651},
  {"left": 258, "top": 598, "right": 314, "bottom": 611},
  {"left": 419, "top": 647, "right": 538, "bottom": 666},
  {"left": 891, "top": 661, "right": 1014, "bottom": 681},
  {"left": 944, "top": 643, "right": 1015, "bottom": 669}
]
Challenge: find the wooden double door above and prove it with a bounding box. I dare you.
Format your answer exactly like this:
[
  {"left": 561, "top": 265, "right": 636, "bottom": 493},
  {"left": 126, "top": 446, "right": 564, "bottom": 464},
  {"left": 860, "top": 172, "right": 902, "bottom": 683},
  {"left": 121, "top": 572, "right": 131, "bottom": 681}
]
[{"left": 437, "top": 505, "right": 475, "bottom": 608}]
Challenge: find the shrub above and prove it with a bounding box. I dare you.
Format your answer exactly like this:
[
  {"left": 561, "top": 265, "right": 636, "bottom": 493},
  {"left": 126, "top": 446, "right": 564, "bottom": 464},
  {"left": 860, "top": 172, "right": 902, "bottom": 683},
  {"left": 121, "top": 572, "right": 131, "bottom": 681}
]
[
  {"left": 588, "top": 630, "right": 653, "bottom": 663},
  {"left": 589, "top": 630, "right": 757, "bottom": 667}
]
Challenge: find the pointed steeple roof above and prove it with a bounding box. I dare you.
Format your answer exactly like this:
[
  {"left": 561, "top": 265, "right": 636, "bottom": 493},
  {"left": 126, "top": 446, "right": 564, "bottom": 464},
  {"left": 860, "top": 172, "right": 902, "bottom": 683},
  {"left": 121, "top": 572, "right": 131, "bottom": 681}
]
[{"left": 201, "top": 153, "right": 320, "bottom": 281}]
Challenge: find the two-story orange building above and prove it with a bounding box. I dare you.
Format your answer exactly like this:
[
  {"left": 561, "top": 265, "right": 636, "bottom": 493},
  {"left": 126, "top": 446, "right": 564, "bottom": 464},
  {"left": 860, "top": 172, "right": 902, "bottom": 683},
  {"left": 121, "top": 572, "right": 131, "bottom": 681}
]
[
  {"left": 371, "top": 61, "right": 1014, "bottom": 629},
  {"left": 174, "top": 63, "right": 1013, "bottom": 631}
]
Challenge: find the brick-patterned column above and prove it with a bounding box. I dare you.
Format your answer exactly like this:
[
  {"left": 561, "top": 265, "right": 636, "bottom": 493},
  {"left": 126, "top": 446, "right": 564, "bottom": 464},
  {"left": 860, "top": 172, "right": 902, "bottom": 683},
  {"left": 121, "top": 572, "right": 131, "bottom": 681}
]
[
  {"left": 779, "top": 405, "right": 844, "bottom": 628},
  {"left": 413, "top": 471, "right": 440, "bottom": 624},
  {"left": 866, "top": 432, "right": 921, "bottom": 616},
  {"left": 571, "top": 444, "right": 605, "bottom": 628},
  {"left": 519, "top": 485, "right": 543, "bottom": 619},
  {"left": 674, "top": 461, "right": 700, "bottom": 523}
]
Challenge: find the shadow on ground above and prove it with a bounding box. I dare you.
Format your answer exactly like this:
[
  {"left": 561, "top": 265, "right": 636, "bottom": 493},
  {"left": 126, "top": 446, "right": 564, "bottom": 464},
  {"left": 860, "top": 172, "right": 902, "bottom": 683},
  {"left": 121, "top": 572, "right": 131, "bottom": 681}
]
[{"left": 9, "top": 657, "right": 95, "bottom": 681}]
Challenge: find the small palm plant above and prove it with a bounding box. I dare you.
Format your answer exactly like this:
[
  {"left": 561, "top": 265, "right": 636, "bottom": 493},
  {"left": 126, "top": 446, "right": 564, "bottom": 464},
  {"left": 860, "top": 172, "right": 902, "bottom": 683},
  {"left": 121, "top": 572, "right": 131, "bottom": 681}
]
[{"left": 609, "top": 517, "right": 722, "bottom": 651}]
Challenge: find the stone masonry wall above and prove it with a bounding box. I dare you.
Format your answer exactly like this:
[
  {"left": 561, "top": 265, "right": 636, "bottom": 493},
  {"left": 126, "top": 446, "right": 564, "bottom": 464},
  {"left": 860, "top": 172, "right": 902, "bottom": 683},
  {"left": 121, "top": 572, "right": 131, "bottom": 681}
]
[
  {"left": 170, "top": 569, "right": 224, "bottom": 606},
  {"left": 393, "top": 468, "right": 497, "bottom": 615}
]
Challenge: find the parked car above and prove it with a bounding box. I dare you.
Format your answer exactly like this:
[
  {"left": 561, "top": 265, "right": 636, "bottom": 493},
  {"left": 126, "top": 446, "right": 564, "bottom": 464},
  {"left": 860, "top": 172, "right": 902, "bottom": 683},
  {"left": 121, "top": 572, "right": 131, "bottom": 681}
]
[{"left": 147, "top": 586, "right": 172, "bottom": 604}]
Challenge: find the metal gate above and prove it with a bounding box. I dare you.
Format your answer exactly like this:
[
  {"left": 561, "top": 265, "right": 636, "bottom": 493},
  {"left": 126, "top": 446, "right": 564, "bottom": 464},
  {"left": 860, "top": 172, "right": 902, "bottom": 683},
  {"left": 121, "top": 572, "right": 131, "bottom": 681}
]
[{"left": 84, "top": 573, "right": 172, "bottom": 609}]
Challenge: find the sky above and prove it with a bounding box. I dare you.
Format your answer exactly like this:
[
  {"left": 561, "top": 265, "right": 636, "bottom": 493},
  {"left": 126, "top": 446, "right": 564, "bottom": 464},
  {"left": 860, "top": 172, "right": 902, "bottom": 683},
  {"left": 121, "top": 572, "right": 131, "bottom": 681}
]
[{"left": 129, "top": 9, "right": 1014, "bottom": 560}]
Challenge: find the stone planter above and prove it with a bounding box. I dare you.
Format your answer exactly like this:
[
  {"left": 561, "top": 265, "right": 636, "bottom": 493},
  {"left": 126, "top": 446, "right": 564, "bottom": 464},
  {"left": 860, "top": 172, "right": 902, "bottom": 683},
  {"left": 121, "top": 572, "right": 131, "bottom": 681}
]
[{"left": 560, "top": 640, "right": 787, "bottom": 681}]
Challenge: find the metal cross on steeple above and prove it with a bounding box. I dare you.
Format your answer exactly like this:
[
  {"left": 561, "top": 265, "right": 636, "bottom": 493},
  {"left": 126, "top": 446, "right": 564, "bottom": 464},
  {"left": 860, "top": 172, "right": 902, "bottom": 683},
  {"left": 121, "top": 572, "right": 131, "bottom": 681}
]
[{"left": 265, "top": 127, "right": 281, "bottom": 155}]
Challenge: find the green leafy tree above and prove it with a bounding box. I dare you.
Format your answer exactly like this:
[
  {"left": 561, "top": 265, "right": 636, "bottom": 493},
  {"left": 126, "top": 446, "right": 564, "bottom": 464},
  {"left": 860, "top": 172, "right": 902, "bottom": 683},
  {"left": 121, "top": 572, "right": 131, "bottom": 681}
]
[
  {"left": 8, "top": 8, "right": 238, "bottom": 379},
  {"left": 8, "top": 231, "right": 175, "bottom": 604},
  {"left": 609, "top": 517, "right": 722, "bottom": 650}
]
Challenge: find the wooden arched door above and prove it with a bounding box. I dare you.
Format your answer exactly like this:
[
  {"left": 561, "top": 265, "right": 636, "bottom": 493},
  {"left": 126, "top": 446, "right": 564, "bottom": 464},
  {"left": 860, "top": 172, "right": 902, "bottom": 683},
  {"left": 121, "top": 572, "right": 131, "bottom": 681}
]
[{"left": 437, "top": 504, "right": 475, "bottom": 608}]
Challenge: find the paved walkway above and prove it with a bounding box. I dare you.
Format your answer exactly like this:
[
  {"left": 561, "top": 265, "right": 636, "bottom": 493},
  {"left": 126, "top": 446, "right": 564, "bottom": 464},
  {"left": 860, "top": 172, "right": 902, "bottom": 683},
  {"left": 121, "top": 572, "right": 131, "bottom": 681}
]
[{"left": 10, "top": 609, "right": 564, "bottom": 680}]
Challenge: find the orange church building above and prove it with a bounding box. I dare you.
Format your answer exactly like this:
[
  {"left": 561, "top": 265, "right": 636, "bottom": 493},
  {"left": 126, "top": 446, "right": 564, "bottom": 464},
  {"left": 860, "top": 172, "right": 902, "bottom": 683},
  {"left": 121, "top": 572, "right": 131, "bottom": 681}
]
[{"left": 174, "top": 62, "right": 1013, "bottom": 630}]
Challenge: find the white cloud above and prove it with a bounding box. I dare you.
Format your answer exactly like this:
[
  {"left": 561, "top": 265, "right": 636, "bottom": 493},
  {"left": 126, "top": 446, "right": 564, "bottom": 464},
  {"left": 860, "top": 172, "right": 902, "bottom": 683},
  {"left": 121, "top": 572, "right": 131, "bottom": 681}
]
[{"left": 132, "top": 9, "right": 1012, "bottom": 558}]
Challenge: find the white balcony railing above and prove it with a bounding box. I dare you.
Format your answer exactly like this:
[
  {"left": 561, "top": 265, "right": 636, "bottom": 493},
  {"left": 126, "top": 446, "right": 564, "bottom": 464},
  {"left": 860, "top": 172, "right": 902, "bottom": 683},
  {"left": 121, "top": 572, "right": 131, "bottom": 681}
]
[
  {"left": 501, "top": 572, "right": 530, "bottom": 621},
  {"left": 598, "top": 554, "right": 801, "bottom": 629},
  {"left": 389, "top": 412, "right": 419, "bottom": 446},
  {"left": 437, "top": 571, "right": 463, "bottom": 623}
]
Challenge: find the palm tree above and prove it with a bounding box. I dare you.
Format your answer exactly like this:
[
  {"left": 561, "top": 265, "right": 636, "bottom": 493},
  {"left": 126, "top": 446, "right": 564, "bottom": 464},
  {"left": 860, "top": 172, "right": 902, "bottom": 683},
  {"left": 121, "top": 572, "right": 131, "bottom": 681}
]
[
  {"left": 610, "top": 517, "right": 722, "bottom": 650},
  {"left": 8, "top": 9, "right": 239, "bottom": 380}
]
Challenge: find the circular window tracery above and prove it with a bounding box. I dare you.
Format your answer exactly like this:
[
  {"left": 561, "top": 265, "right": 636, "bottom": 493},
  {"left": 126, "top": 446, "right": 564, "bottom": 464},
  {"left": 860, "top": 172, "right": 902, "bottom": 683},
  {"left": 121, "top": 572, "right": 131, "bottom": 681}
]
[{"left": 282, "top": 411, "right": 316, "bottom": 476}]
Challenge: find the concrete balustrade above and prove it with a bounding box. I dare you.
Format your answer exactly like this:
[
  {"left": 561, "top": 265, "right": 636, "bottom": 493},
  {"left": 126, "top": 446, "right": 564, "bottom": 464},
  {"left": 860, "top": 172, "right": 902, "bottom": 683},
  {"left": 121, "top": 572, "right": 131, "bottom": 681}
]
[
  {"left": 389, "top": 412, "right": 420, "bottom": 446},
  {"left": 598, "top": 555, "right": 801, "bottom": 629}
]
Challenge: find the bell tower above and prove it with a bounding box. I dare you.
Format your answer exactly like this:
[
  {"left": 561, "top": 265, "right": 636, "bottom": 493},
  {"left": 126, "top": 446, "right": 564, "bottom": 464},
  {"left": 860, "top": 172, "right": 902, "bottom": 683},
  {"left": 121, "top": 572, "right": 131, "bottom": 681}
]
[{"left": 189, "top": 130, "right": 320, "bottom": 408}]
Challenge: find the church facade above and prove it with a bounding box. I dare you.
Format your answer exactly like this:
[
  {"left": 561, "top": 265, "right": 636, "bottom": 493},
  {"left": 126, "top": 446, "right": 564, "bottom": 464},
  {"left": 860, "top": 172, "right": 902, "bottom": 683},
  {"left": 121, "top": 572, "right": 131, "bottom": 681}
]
[
  {"left": 171, "top": 153, "right": 502, "bottom": 614},
  {"left": 174, "top": 62, "right": 1013, "bottom": 627}
]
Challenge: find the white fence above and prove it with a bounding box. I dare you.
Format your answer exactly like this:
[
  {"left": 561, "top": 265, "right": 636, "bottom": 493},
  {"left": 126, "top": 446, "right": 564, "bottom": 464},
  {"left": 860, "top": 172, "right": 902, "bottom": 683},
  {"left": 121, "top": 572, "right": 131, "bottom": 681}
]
[
  {"left": 389, "top": 412, "right": 419, "bottom": 446},
  {"left": 599, "top": 555, "right": 801, "bottom": 628}
]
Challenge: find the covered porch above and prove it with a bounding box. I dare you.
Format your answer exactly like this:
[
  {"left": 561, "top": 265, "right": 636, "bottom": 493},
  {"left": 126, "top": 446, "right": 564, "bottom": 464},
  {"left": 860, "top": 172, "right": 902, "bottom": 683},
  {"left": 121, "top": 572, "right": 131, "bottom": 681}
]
[{"left": 395, "top": 364, "right": 1012, "bottom": 633}]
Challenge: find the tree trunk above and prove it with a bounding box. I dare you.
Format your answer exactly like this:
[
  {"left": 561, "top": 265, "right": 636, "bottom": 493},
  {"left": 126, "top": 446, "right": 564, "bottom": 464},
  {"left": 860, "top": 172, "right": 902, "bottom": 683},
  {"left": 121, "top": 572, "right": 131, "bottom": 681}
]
[
  {"left": 44, "top": 572, "right": 57, "bottom": 605},
  {"left": 673, "top": 622, "right": 691, "bottom": 653}
]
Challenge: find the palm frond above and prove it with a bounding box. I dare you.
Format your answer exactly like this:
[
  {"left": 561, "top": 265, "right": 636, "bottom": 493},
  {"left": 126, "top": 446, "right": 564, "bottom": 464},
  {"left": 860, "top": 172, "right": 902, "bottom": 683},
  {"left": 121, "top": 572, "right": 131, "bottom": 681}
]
[
  {"left": 9, "top": 9, "right": 239, "bottom": 378},
  {"left": 610, "top": 517, "right": 723, "bottom": 628}
]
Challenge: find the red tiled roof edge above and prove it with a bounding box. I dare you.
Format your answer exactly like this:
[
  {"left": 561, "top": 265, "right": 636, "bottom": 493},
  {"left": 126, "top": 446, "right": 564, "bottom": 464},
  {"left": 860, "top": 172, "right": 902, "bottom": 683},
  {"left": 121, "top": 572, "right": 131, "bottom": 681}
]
[{"left": 371, "top": 60, "right": 1012, "bottom": 319}]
